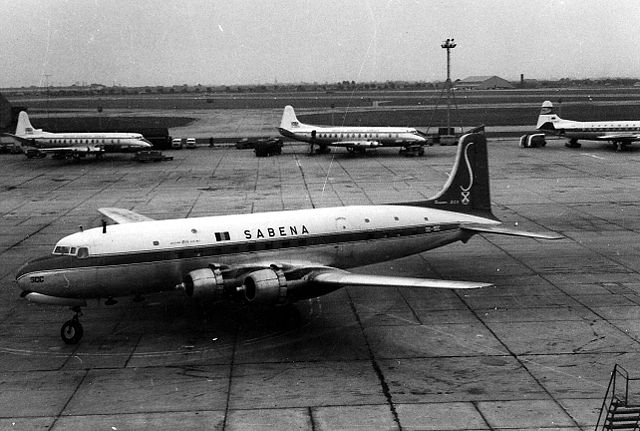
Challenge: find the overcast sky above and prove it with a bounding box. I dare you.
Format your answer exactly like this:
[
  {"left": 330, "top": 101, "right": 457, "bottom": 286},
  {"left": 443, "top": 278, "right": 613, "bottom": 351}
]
[{"left": 2, "top": 0, "right": 639, "bottom": 88}]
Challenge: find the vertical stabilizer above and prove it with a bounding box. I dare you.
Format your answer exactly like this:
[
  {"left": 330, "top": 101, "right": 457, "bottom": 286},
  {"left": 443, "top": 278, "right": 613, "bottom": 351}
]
[
  {"left": 279, "top": 105, "right": 301, "bottom": 130},
  {"left": 536, "top": 100, "right": 560, "bottom": 130},
  {"left": 394, "top": 133, "right": 497, "bottom": 220},
  {"left": 15, "top": 111, "right": 37, "bottom": 137}
]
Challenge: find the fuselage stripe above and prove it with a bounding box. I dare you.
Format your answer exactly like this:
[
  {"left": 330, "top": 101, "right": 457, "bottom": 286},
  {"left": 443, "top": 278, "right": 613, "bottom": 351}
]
[{"left": 19, "top": 223, "right": 459, "bottom": 274}]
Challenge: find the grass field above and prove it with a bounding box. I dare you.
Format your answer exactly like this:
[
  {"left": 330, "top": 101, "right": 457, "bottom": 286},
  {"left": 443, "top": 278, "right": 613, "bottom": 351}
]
[{"left": 7, "top": 87, "right": 640, "bottom": 131}]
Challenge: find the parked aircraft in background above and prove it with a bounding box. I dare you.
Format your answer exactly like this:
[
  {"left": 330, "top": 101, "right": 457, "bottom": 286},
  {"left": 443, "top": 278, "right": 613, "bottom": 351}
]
[
  {"left": 278, "top": 105, "right": 427, "bottom": 154},
  {"left": 7, "top": 111, "right": 152, "bottom": 158},
  {"left": 536, "top": 101, "right": 640, "bottom": 150},
  {"left": 16, "top": 133, "right": 560, "bottom": 344}
]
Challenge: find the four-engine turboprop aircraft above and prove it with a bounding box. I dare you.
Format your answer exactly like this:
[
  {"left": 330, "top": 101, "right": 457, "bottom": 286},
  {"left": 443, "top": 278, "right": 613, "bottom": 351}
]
[
  {"left": 278, "top": 105, "right": 427, "bottom": 154},
  {"left": 536, "top": 101, "right": 640, "bottom": 150},
  {"left": 8, "top": 111, "right": 152, "bottom": 158},
  {"left": 15, "top": 133, "right": 560, "bottom": 344}
]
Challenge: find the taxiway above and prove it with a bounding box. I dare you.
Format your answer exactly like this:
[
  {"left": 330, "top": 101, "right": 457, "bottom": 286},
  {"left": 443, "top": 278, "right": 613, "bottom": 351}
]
[{"left": 1, "top": 138, "right": 639, "bottom": 430}]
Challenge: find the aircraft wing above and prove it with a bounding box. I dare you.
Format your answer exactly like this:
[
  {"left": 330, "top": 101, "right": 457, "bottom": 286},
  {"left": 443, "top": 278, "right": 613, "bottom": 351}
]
[
  {"left": 328, "top": 140, "right": 383, "bottom": 148},
  {"left": 36, "top": 146, "right": 104, "bottom": 153},
  {"left": 461, "top": 223, "right": 562, "bottom": 240},
  {"left": 98, "top": 207, "right": 155, "bottom": 224},
  {"left": 211, "top": 262, "right": 492, "bottom": 290},
  {"left": 0, "top": 134, "right": 105, "bottom": 154},
  {"left": 307, "top": 268, "right": 491, "bottom": 289},
  {"left": 596, "top": 134, "right": 640, "bottom": 141}
]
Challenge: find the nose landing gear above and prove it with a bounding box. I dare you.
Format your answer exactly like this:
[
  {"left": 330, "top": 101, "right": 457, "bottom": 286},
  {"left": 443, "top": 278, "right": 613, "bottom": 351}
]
[{"left": 61, "top": 307, "right": 84, "bottom": 344}]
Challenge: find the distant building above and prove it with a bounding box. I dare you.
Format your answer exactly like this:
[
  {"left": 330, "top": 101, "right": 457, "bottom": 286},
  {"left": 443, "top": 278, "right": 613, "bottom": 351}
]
[{"left": 456, "top": 75, "right": 515, "bottom": 90}]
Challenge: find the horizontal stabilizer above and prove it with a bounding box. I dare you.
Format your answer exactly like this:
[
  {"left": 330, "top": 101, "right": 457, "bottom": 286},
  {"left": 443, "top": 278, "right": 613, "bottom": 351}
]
[
  {"left": 309, "top": 270, "right": 492, "bottom": 289},
  {"left": 98, "top": 207, "right": 155, "bottom": 224},
  {"left": 462, "top": 223, "right": 562, "bottom": 240}
]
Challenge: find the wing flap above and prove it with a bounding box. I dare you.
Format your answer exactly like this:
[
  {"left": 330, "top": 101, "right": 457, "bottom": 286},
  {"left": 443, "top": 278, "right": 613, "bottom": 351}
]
[
  {"left": 309, "top": 270, "right": 491, "bottom": 289},
  {"left": 98, "top": 207, "right": 155, "bottom": 224}
]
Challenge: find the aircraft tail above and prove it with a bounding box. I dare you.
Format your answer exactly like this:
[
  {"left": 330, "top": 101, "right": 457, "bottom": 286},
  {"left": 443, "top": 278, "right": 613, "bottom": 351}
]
[
  {"left": 15, "top": 111, "right": 36, "bottom": 137},
  {"left": 279, "top": 105, "right": 302, "bottom": 130},
  {"left": 394, "top": 133, "right": 497, "bottom": 220},
  {"left": 536, "top": 100, "right": 560, "bottom": 130}
]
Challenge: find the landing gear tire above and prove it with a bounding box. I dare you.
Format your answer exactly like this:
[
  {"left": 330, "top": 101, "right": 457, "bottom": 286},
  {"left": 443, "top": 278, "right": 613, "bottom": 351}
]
[{"left": 61, "top": 317, "right": 84, "bottom": 344}]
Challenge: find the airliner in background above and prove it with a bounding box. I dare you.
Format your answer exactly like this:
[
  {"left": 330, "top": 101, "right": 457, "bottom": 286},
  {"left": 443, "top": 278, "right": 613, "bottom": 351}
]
[
  {"left": 536, "top": 101, "right": 640, "bottom": 150},
  {"left": 278, "top": 105, "right": 427, "bottom": 154},
  {"left": 16, "top": 133, "right": 560, "bottom": 344},
  {"left": 7, "top": 111, "right": 152, "bottom": 159}
]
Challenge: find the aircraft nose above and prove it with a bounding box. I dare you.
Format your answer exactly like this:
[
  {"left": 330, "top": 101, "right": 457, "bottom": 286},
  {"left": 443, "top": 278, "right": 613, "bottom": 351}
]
[
  {"left": 14, "top": 254, "right": 69, "bottom": 294},
  {"left": 15, "top": 261, "right": 35, "bottom": 291}
]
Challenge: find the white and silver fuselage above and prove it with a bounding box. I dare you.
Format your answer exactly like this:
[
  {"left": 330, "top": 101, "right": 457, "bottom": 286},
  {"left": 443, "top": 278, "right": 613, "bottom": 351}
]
[
  {"left": 15, "top": 205, "right": 498, "bottom": 300},
  {"left": 21, "top": 130, "right": 152, "bottom": 152},
  {"left": 278, "top": 125, "right": 426, "bottom": 147}
]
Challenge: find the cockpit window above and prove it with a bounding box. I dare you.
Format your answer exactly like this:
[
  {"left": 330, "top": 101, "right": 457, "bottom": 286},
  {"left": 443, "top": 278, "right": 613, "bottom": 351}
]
[
  {"left": 53, "top": 245, "right": 84, "bottom": 256},
  {"left": 77, "top": 247, "right": 89, "bottom": 258},
  {"left": 54, "top": 246, "right": 70, "bottom": 255}
]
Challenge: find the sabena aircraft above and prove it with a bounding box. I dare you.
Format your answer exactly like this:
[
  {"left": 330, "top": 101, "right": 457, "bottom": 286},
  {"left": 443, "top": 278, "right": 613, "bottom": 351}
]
[
  {"left": 536, "top": 101, "right": 640, "bottom": 150},
  {"left": 278, "top": 105, "right": 427, "bottom": 154},
  {"left": 16, "top": 133, "right": 560, "bottom": 344},
  {"left": 8, "top": 111, "right": 152, "bottom": 158}
]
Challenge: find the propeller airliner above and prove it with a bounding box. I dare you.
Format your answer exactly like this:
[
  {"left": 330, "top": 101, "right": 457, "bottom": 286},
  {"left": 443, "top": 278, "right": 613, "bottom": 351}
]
[
  {"left": 278, "top": 105, "right": 427, "bottom": 155},
  {"left": 8, "top": 111, "right": 152, "bottom": 159},
  {"left": 536, "top": 101, "right": 640, "bottom": 150},
  {"left": 15, "top": 133, "right": 560, "bottom": 344}
]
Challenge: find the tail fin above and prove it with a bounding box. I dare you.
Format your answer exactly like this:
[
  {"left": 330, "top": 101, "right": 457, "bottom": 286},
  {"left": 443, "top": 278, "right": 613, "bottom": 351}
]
[
  {"left": 15, "top": 111, "right": 37, "bottom": 137},
  {"left": 395, "top": 133, "right": 497, "bottom": 220},
  {"left": 536, "top": 100, "right": 560, "bottom": 130},
  {"left": 279, "top": 105, "right": 301, "bottom": 130}
]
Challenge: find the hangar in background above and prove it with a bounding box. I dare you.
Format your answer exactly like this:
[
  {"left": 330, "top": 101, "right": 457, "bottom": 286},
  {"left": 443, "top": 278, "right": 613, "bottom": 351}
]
[{"left": 457, "top": 75, "right": 515, "bottom": 90}]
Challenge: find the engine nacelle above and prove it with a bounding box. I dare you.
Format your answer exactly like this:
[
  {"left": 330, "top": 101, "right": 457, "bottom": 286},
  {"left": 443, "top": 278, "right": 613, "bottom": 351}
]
[
  {"left": 241, "top": 268, "right": 287, "bottom": 304},
  {"left": 182, "top": 266, "right": 224, "bottom": 299}
]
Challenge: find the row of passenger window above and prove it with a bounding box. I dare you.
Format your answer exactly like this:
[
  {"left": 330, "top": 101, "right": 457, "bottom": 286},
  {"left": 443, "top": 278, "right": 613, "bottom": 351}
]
[
  {"left": 46, "top": 138, "right": 123, "bottom": 145},
  {"left": 317, "top": 132, "right": 399, "bottom": 139}
]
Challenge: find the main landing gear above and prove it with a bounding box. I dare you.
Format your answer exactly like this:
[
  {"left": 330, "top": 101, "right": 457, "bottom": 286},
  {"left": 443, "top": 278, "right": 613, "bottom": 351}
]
[{"left": 61, "top": 306, "right": 84, "bottom": 344}]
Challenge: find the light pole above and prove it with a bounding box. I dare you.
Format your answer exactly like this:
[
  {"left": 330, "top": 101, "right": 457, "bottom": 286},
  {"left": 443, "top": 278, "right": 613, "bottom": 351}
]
[{"left": 441, "top": 38, "right": 456, "bottom": 135}]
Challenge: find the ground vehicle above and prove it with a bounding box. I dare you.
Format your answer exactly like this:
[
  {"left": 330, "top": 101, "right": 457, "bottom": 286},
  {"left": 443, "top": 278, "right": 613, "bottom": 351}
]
[
  {"left": 519, "top": 133, "right": 546, "bottom": 148},
  {"left": 254, "top": 137, "right": 283, "bottom": 156},
  {"left": 236, "top": 136, "right": 280, "bottom": 150},
  {"left": 133, "top": 150, "right": 173, "bottom": 162},
  {"left": 171, "top": 138, "right": 183, "bottom": 149},
  {"left": 185, "top": 138, "right": 197, "bottom": 149}
]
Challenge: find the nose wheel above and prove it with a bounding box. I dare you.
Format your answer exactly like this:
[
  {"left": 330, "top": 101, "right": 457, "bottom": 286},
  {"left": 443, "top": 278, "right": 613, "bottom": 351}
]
[{"left": 61, "top": 309, "right": 84, "bottom": 344}]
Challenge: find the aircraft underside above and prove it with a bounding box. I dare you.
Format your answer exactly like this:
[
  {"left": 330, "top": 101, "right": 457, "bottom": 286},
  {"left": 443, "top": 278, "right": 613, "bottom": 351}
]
[
  {"left": 27, "top": 229, "right": 469, "bottom": 300},
  {"left": 20, "top": 228, "right": 470, "bottom": 344}
]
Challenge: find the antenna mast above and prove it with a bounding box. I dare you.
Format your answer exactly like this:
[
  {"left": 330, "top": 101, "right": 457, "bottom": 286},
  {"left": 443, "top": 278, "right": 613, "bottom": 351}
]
[{"left": 441, "top": 38, "right": 456, "bottom": 135}]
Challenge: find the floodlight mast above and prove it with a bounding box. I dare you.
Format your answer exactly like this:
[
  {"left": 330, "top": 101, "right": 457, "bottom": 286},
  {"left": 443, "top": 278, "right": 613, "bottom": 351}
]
[{"left": 441, "top": 38, "right": 456, "bottom": 135}]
